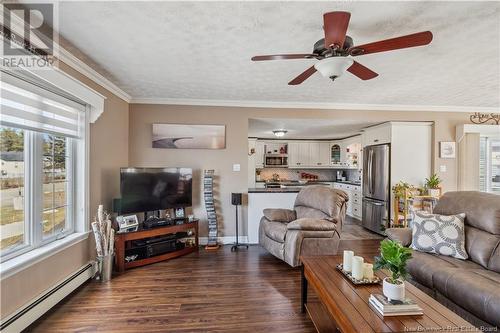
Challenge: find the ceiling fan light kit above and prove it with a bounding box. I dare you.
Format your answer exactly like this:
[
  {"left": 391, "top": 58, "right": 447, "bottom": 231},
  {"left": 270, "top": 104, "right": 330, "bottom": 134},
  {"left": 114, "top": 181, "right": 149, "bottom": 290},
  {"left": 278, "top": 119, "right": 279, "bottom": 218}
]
[
  {"left": 251, "top": 11, "right": 433, "bottom": 85},
  {"left": 314, "top": 57, "right": 354, "bottom": 81}
]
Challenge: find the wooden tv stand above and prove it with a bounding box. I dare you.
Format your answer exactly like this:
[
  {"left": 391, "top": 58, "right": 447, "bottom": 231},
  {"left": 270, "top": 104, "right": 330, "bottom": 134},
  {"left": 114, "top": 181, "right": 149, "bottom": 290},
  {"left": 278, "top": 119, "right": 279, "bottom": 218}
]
[{"left": 114, "top": 219, "right": 199, "bottom": 272}]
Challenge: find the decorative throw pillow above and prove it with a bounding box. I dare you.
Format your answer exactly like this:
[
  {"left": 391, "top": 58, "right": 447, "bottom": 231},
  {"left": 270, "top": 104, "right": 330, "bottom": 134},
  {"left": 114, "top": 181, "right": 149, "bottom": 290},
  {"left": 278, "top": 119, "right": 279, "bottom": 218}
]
[{"left": 411, "top": 211, "right": 468, "bottom": 260}]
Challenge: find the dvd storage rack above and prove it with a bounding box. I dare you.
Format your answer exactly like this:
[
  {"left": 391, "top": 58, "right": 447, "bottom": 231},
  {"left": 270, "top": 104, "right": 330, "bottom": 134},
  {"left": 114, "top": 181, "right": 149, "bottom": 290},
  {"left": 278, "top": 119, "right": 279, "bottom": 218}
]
[{"left": 204, "top": 170, "right": 220, "bottom": 250}]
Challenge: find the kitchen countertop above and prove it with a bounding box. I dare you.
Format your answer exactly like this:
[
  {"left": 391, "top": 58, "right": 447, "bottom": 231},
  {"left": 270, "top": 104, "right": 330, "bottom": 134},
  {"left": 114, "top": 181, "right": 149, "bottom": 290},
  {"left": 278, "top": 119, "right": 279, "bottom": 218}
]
[
  {"left": 248, "top": 187, "right": 303, "bottom": 193},
  {"left": 256, "top": 180, "right": 335, "bottom": 184},
  {"left": 256, "top": 180, "right": 362, "bottom": 186},
  {"left": 334, "top": 180, "right": 362, "bottom": 186}
]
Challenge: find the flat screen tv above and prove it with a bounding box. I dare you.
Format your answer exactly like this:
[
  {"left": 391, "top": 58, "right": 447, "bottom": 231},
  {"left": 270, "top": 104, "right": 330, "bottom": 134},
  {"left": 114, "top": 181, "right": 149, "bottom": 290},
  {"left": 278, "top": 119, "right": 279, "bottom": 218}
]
[{"left": 120, "top": 167, "right": 192, "bottom": 214}]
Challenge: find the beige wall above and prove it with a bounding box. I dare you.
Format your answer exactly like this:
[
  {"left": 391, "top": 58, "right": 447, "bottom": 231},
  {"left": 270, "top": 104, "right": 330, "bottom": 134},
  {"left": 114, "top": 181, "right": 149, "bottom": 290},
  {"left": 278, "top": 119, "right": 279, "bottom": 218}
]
[
  {"left": 0, "top": 63, "right": 129, "bottom": 319},
  {"left": 129, "top": 104, "right": 470, "bottom": 238}
]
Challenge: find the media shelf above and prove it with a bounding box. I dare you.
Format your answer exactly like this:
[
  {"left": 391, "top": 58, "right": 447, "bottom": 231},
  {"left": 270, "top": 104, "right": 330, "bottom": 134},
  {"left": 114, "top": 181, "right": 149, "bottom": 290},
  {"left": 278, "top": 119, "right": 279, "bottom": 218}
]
[{"left": 114, "top": 219, "right": 199, "bottom": 272}]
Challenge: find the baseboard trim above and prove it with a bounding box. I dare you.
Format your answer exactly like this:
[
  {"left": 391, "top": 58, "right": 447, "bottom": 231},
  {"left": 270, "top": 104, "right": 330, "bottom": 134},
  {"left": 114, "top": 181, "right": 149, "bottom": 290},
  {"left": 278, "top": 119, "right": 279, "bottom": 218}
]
[
  {"left": 198, "top": 236, "right": 249, "bottom": 245},
  {"left": 0, "top": 262, "right": 97, "bottom": 332}
]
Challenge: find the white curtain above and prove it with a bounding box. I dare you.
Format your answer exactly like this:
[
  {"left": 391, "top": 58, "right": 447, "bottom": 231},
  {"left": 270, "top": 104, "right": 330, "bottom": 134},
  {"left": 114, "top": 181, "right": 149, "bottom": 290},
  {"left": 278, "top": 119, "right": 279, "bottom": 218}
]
[{"left": 458, "top": 133, "right": 480, "bottom": 191}]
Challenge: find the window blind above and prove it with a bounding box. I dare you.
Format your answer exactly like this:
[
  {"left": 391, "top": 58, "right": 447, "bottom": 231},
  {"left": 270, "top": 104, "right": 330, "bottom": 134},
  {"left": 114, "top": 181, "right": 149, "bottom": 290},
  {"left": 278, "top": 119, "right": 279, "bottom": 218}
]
[{"left": 0, "top": 72, "right": 86, "bottom": 138}]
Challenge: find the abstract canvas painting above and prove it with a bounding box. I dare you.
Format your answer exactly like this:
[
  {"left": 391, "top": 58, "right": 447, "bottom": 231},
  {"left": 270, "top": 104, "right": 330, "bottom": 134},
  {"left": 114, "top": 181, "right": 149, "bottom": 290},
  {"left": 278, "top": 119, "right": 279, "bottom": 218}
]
[{"left": 152, "top": 124, "right": 226, "bottom": 149}]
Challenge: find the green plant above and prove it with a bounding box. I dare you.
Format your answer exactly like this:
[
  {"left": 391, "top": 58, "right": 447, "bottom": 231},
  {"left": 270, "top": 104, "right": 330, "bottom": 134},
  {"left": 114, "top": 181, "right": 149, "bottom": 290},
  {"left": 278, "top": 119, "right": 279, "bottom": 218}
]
[
  {"left": 425, "top": 173, "right": 442, "bottom": 189},
  {"left": 374, "top": 239, "right": 412, "bottom": 284},
  {"left": 392, "top": 181, "right": 416, "bottom": 198}
]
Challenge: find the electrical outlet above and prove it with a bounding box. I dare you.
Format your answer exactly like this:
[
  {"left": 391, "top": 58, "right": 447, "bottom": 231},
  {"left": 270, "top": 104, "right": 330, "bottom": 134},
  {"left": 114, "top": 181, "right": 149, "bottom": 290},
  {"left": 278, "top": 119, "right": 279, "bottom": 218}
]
[
  {"left": 233, "top": 164, "right": 241, "bottom": 172},
  {"left": 440, "top": 165, "right": 447, "bottom": 172}
]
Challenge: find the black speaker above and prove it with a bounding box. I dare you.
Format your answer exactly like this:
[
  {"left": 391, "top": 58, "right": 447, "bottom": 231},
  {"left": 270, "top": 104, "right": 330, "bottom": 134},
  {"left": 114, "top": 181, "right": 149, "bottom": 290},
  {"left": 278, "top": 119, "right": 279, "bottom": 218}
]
[{"left": 231, "top": 193, "right": 242, "bottom": 206}]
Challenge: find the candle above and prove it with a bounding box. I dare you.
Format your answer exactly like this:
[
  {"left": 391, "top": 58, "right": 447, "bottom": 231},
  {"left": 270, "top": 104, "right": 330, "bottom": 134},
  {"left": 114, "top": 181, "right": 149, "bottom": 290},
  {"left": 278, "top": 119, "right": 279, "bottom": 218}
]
[
  {"left": 343, "top": 250, "right": 354, "bottom": 272},
  {"left": 351, "top": 256, "right": 364, "bottom": 280},
  {"left": 363, "top": 263, "right": 374, "bottom": 280}
]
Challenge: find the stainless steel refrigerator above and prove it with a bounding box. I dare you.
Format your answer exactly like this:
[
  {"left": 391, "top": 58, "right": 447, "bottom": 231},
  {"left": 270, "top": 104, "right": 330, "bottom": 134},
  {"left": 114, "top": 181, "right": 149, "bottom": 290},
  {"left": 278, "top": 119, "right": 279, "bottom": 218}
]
[{"left": 362, "top": 144, "right": 390, "bottom": 235}]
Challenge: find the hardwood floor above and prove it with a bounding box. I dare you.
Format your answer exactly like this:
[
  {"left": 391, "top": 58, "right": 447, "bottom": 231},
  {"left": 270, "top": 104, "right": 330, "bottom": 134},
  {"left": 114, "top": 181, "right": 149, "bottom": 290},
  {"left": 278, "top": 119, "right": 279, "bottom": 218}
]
[{"left": 28, "top": 240, "right": 381, "bottom": 332}]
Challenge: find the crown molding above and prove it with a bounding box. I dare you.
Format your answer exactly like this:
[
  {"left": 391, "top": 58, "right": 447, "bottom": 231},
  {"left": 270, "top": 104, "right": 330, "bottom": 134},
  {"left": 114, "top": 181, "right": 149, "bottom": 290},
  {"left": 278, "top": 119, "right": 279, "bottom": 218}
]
[
  {"left": 58, "top": 48, "right": 131, "bottom": 103},
  {"left": 130, "top": 98, "right": 499, "bottom": 113},
  {"left": 1, "top": 5, "right": 131, "bottom": 103}
]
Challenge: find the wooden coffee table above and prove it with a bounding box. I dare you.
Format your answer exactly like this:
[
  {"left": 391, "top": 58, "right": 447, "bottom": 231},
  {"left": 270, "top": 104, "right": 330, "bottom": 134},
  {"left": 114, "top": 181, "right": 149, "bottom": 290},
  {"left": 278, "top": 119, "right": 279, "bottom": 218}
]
[{"left": 300, "top": 255, "right": 475, "bottom": 333}]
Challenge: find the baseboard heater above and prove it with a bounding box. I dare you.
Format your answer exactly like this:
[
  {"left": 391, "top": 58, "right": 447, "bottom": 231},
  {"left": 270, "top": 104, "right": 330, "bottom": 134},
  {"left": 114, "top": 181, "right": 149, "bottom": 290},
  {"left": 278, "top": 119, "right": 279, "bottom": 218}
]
[{"left": 1, "top": 262, "right": 96, "bottom": 333}]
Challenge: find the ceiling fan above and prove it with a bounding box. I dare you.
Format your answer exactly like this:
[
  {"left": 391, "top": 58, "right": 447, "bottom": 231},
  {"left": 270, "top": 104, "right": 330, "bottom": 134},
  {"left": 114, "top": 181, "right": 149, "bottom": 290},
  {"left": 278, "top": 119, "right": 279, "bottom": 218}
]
[{"left": 251, "top": 11, "right": 433, "bottom": 85}]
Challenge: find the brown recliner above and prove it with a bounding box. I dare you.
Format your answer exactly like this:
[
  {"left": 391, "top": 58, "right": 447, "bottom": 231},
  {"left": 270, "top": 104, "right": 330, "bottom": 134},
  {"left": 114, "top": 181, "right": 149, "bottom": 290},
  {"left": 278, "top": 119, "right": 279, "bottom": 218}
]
[
  {"left": 386, "top": 191, "right": 500, "bottom": 329},
  {"left": 259, "top": 185, "right": 348, "bottom": 267}
]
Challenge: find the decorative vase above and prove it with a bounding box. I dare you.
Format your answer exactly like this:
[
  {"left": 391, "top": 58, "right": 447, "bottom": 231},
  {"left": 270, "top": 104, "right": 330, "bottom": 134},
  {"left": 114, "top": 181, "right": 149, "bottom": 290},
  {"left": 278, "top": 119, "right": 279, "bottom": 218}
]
[
  {"left": 382, "top": 277, "right": 405, "bottom": 301},
  {"left": 429, "top": 188, "right": 440, "bottom": 197}
]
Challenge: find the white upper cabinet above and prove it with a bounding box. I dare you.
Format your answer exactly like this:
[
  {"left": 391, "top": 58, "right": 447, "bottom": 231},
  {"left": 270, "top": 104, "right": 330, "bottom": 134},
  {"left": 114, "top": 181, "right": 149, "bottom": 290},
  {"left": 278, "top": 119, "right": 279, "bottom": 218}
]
[
  {"left": 362, "top": 124, "right": 391, "bottom": 147},
  {"left": 342, "top": 135, "right": 362, "bottom": 169},
  {"left": 330, "top": 142, "right": 342, "bottom": 167},
  {"left": 289, "top": 142, "right": 311, "bottom": 167},
  {"left": 298, "top": 142, "right": 311, "bottom": 166},
  {"left": 255, "top": 141, "right": 265, "bottom": 168},
  {"left": 309, "top": 142, "right": 320, "bottom": 166},
  {"left": 319, "top": 142, "right": 331, "bottom": 166},
  {"left": 260, "top": 137, "right": 361, "bottom": 169},
  {"left": 288, "top": 142, "right": 299, "bottom": 167}
]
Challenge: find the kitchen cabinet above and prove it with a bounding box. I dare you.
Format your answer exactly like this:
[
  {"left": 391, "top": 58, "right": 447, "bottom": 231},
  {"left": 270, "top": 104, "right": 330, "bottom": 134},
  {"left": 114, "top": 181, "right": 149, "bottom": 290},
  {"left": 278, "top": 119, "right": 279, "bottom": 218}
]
[
  {"left": 255, "top": 141, "right": 265, "bottom": 168},
  {"left": 330, "top": 142, "right": 342, "bottom": 166},
  {"left": 309, "top": 142, "right": 330, "bottom": 167},
  {"left": 289, "top": 142, "right": 310, "bottom": 167},
  {"left": 319, "top": 142, "right": 331, "bottom": 166},
  {"left": 342, "top": 135, "right": 362, "bottom": 168},
  {"left": 333, "top": 182, "right": 362, "bottom": 220},
  {"left": 361, "top": 121, "right": 432, "bottom": 224},
  {"left": 362, "top": 124, "right": 391, "bottom": 147}
]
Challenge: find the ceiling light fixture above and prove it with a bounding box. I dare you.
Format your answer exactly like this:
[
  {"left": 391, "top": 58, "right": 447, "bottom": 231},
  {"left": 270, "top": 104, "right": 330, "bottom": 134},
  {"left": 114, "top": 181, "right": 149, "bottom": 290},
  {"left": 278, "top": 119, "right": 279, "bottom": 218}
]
[
  {"left": 314, "top": 57, "right": 354, "bottom": 81},
  {"left": 273, "top": 129, "right": 288, "bottom": 137}
]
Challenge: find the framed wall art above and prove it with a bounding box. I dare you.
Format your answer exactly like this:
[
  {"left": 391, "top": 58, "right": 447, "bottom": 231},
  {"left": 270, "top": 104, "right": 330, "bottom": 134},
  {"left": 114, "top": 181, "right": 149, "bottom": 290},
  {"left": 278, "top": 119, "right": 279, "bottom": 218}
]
[
  {"left": 152, "top": 123, "right": 226, "bottom": 149},
  {"left": 439, "top": 141, "right": 456, "bottom": 159}
]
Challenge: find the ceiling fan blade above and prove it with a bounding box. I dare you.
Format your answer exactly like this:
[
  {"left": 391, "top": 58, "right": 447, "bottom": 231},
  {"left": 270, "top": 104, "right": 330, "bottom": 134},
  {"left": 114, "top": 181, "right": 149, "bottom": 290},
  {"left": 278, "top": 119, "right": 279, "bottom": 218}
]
[
  {"left": 251, "top": 54, "right": 315, "bottom": 61},
  {"left": 288, "top": 66, "right": 317, "bottom": 85},
  {"left": 347, "top": 61, "right": 378, "bottom": 80},
  {"left": 349, "top": 31, "right": 433, "bottom": 56},
  {"left": 323, "top": 11, "right": 351, "bottom": 49}
]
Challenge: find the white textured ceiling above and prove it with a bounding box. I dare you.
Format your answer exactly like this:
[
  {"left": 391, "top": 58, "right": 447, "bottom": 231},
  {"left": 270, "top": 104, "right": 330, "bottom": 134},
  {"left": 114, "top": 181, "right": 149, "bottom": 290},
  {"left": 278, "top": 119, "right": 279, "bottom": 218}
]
[
  {"left": 249, "top": 118, "right": 376, "bottom": 139},
  {"left": 58, "top": 1, "right": 500, "bottom": 108}
]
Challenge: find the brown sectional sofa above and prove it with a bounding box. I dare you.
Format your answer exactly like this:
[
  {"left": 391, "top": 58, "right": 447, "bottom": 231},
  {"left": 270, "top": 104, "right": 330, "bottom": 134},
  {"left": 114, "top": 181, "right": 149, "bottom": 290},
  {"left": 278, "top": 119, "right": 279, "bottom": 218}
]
[{"left": 386, "top": 191, "right": 500, "bottom": 328}]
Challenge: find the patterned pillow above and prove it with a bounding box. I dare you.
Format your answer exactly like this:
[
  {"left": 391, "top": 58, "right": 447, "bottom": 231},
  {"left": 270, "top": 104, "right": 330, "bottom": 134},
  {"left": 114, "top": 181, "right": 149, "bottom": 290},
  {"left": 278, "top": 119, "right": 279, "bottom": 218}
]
[{"left": 411, "top": 211, "right": 468, "bottom": 259}]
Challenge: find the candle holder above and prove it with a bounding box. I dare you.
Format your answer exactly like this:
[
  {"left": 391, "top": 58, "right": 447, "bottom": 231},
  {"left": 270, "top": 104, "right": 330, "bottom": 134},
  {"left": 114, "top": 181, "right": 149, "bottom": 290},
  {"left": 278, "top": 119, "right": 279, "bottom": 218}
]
[{"left": 336, "top": 263, "right": 381, "bottom": 285}]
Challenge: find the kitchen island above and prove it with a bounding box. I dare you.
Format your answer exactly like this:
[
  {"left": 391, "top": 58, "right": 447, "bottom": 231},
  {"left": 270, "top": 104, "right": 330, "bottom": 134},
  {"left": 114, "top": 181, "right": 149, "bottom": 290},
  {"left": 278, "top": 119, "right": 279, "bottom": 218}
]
[
  {"left": 247, "top": 188, "right": 300, "bottom": 244},
  {"left": 247, "top": 184, "right": 332, "bottom": 244}
]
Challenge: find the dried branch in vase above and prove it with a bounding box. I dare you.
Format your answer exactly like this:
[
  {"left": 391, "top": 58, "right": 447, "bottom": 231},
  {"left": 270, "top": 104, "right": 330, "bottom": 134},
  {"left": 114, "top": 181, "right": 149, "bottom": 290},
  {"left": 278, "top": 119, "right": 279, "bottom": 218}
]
[{"left": 91, "top": 204, "right": 115, "bottom": 258}]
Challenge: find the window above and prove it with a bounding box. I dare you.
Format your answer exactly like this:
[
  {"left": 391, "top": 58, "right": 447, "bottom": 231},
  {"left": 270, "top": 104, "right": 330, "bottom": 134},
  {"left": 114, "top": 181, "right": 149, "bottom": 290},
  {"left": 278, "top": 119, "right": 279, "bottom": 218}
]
[
  {"left": 479, "top": 136, "right": 500, "bottom": 194},
  {"left": 0, "top": 127, "right": 26, "bottom": 253},
  {"left": 0, "top": 72, "right": 87, "bottom": 261},
  {"left": 42, "top": 134, "right": 72, "bottom": 240}
]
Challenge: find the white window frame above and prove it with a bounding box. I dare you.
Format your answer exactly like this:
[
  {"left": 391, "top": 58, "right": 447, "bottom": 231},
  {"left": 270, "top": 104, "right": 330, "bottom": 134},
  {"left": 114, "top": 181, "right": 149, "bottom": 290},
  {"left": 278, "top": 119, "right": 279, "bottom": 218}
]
[
  {"left": 0, "top": 126, "right": 83, "bottom": 261},
  {"left": 1, "top": 87, "right": 93, "bottom": 268},
  {"left": 0, "top": 61, "right": 103, "bottom": 277}
]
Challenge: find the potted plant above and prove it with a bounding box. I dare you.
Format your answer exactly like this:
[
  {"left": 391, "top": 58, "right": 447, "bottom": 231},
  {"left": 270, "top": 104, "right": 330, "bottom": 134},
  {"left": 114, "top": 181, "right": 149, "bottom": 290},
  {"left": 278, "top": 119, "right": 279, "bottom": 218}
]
[
  {"left": 374, "top": 239, "right": 412, "bottom": 301},
  {"left": 425, "top": 173, "right": 442, "bottom": 197},
  {"left": 392, "top": 181, "right": 416, "bottom": 198}
]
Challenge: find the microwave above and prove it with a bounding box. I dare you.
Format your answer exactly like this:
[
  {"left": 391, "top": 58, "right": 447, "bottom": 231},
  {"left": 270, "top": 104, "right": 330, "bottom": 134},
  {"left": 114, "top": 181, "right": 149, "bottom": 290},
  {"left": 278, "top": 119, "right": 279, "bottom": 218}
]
[{"left": 264, "top": 154, "right": 288, "bottom": 168}]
